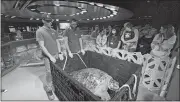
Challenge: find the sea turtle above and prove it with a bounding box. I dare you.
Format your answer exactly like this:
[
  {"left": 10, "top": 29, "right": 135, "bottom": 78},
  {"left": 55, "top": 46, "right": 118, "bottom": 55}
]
[{"left": 69, "top": 68, "right": 119, "bottom": 100}]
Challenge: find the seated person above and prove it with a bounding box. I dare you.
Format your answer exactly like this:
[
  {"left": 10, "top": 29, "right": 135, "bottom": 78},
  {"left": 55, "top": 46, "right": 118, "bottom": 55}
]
[
  {"left": 91, "top": 25, "right": 100, "bottom": 39},
  {"left": 107, "top": 28, "right": 121, "bottom": 49},
  {"left": 151, "top": 25, "right": 177, "bottom": 58},
  {"left": 15, "top": 30, "right": 23, "bottom": 40},
  {"left": 136, "top": 28, "right": 157, "bottom": 54},
  {"left": 121, "top": 22, "right": 139, "bottom": 52},
  {"left": 96, "top": 29, "right": 107, "bottom": 48}
]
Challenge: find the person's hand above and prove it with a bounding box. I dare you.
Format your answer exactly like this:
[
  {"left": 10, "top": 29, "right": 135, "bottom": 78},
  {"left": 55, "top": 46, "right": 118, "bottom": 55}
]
[
  {"left": 59, "top": 54, "right": 64, "bottom": 60},
  {"left": 69, "top": 52, "right": 73, "bottom": 58},
  {"left": 81, "top": 49, "right": 85, "bottom": 55},
  {"left": 50, "top": 56, "right": 56, "bottom": 63}
]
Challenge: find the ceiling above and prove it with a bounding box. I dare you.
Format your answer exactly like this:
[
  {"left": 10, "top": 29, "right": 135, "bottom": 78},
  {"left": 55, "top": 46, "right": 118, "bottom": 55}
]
[
  {"left": 1, "top": 0, "right": 180, "bottom": 25},
  {"left": 1, "top": 0, "right": 133, "bottom": 23}
]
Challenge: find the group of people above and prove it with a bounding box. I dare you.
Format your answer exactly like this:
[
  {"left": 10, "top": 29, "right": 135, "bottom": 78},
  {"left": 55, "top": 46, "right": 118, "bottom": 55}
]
[
  {"left": 35, "top": 13, "right": 177, "bottom": 100},
  {"left": 90, "top": 22, "right": 177, "bottom": 58}
]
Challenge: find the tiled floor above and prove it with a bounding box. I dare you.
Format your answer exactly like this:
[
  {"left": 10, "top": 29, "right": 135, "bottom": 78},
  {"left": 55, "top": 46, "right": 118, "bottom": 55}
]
[{"left": 1, "top": 65, "right": 59, "bottom": 101}]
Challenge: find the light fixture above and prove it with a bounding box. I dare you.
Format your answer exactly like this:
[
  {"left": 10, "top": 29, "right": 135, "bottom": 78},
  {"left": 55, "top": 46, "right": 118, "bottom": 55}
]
[
  {"left": 96, "top": 3, "right": 103, "bottom": 7},
  {"left": 40, "top": 12, "right": 45, "bottom": 14},
  {"left": 89, "top": 2, "right": 94, "bottom": 5},
  {"left": 30, "top": 18, "right": 33, "bottom": 20},
  {"left": 110, "top": 14, "right": 114, "bottom": 17},
  {"left": 36, "top": 18, "right": 39, "bottom": 20},
  {"left": 11, "top": 16, "right": 16, "bottom": 18},
  {"left": 110, "top": 8, "right": 116, "bottom": 11},
  {"left": 48, "top": 13, "right": 51, "bottom": 15},
  {"left": 78, "top": 7, "right": 82, "bottom": 9},
  {"left": 93, "top": 18, "right": 95, "bottom": 20},
  {"left": 76, "top": 13, "right": 80, "bottom": 15},
  {"left": 54, "top": 4, "right": 60, "bottom": 6},
  {"left": 107, "top": 16, "right": 110, "bottom": 18},
  {"left": 87, "top": 19, "right": 89, "bottom": 20},
  {"left": 67, "top": 20, "right": 70, "bottom": 21},
  {"left": 80, "top": 12, "right": 84, "bottom": 14},
  {"left": 82, "top": 10, "right": 87, "bottom": 13},
  {"left": 96, "top": 18, "right": 99, "bottom": 20},
  {"left": 113, "top": 11, "right": 118, "bottom": 15},
  {"left": 64, "top": 15, "right": 67, "bottom": 16},
  {"left": 31, "top": 9, "right": 36, "bottom": 11},
  {"left": 103, "top": 17, "right": 106, "bottom": 19},
  {"left": 147, "top": 0, "right": 150, "bottom": 3},
  {"left": 100, "top": 17, "right": 103, "bottom": 19},
  {"left": 5, "top": 15, "right": 9, "bottom": 17},
  {"left": 56, "top": 19, "right": 59, "bottom": 21}
]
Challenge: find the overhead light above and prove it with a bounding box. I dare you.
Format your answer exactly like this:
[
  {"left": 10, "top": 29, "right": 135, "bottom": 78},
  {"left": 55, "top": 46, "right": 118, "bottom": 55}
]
[
  {"left": 147, "top": 0, "right": 150, "bottom": 3},
  {"left": 100, "top": 17, "right": 103, "bottom": 19},
  {"left": 5, "top": 15, "right": 9, "bottom": 17},
  {"left": 89, "top": 2, "right": 94, "bottom": 5},
  {"left": 78, "top": 7, "right": 82, "bottom": 9},
  {"left": 67, "top": 20, "right": 70, "bottom": 21},
  {"left": 80, "top": 12, "right": 84, "bottom": 14},
  {"left": 48, "top": 13, "right": 51, "bottom": 15},
  {"left": 36, "top": 18, "right": 39, "bottom": 20},
  {"left": 56, "top": 19, "right": 59, "bottom": 21},
  {"left": 93, "top": 18, "right": 95, "bottom": 20},
  {"left": 87, "top": 19, "right": 89, "bottom": 20},
  {"left": 76, "top": 13, "right": 80, "bottom": 15},
  {"left": 113, "top": 11, "right": 118, "bottom": 15},
  {"left": 11, "top": 16, "right": 16, "bottom": 18},
  {"left": 110, "top": 14, "right": 114, "bottom": 17},
  {"left": 40, "top": 12, "right": 45, "bottom": 14},
  {"left": 107, "top": 16, "right": 110, "bottom": 18},
  {"left": 103, "top": 17, "right": 106, "bottom": 19},
  {"left": 54, "top": 4, "right": 60, "bottom": 6},
  {"left": 30, "top": 18, "right": 33, "bottom": 20},
  {"left": 31, "top": 9, "right": 36, "bottom": 11},
  {"left": 96, "top": 18, "right": 99, "bottom": 20},
  {"left": 64, "top": 15, "right": 67, "bottom": 16},
  {"left": 96, "top": 3, "right": 103, "bottom": 7},
  {"left": 82, "top": 10, "right": 87, "bottom": 13}
]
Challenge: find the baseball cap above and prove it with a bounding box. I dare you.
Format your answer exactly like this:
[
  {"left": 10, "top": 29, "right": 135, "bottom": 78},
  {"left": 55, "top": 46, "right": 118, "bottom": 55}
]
[{"left": 42, "top": 13, "right": 53, "bottom": 22}]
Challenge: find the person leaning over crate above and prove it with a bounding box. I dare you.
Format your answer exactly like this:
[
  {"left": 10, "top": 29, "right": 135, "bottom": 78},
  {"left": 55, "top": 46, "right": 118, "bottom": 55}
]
[
  {"left": 63, "top": 19, "right": 85, "bottom": 58},
  {"left": 36, "top": 13, "right": 63, "bottom": 100}
]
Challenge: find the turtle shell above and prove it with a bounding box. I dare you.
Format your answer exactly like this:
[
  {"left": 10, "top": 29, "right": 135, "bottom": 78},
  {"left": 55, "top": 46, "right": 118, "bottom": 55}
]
[{"left": 70, "top": 68, "right": 112, "bottom": 92}]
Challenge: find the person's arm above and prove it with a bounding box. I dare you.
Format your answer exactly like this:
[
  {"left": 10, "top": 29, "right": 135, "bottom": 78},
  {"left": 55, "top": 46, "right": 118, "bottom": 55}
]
[
  {"left": 151, "top": 34, "right": 160, "bottom": 49},
  {"left": 160, "top": 35, "right": 177, "bottom": 51},
  {"left": 79, "top": 37, "right": 83, "bottom": 51},
  {"left": 117, "top": 41, "right": 121, "bottom": 49},
  {"left": 63, "top": 29, "right": 71, "bottom": 53},
  {"left": 121, "top": 30, "right": 126, "bottom": 43}
]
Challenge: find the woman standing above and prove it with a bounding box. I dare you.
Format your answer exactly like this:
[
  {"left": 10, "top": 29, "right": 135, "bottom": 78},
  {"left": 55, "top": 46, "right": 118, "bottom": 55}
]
[
  {"left": 96, "top": 29, "right": 108, "bottom": 48},
  {"left": 107, "top": 28, "right": 121, "bottom": 49}
]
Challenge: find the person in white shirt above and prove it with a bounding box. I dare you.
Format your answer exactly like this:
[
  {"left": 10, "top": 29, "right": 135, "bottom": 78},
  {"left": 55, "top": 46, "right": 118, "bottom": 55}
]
[
  {"left": 151, "top": 25, "right": 177, "bottom": 58},
  {"left": 96, "top": 29, "right": 108, "bottom": 48}
]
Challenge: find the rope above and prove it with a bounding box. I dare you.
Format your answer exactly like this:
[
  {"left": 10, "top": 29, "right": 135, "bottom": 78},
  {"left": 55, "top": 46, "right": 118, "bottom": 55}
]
[
  {"left": 117, "top": 84, "right": 132, "bottom": 100},
  {"left": 62, "top": 52, "right": 88, "bottom": 70},
  {"left": 132, "top": 74, "right": 137, "bottom": 97}
]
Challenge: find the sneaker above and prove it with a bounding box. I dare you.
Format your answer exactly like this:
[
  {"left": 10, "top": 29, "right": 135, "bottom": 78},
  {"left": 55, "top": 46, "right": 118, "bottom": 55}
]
[{"left": 46, "top": 90, "right": 55, "bottom": 101}]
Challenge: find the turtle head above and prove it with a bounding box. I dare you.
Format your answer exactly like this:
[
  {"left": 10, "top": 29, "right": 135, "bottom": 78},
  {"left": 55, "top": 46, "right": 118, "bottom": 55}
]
[{"left": 108, "top": 79, "right": 119, "bottom": 91}]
